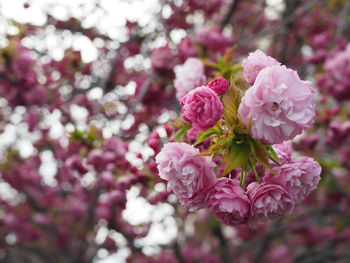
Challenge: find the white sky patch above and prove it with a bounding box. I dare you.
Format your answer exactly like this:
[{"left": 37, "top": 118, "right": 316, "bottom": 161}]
[{"left": 39, "top": 150, "right": 58, "bottom": 186}]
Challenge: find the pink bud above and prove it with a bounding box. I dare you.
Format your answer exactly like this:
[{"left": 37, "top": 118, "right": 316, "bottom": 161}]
[{"left": 208, "top": 77, "right": 229, "bottom": 95}]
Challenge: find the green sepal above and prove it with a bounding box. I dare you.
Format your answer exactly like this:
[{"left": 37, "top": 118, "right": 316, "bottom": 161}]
[
  {"left": 194, "top": 124, "right": 223, "bottom": 146},
  {"left": 196, "top": 136, "right": 234, "bottom": 157},
  {"left": 222, "top": 141, "right": 251, "bottom": 176},
  {"left": 221, "top": 77, "right": 243, "bottom": 130},
  {"left": 250, "top": 140, "right": 276, "bottom": 174},
  {"left": 266, "top": 145, "right": 281, "bottom": 166},
  {"left": 173, "top": 121, "right": 191, "bottom": 142}
]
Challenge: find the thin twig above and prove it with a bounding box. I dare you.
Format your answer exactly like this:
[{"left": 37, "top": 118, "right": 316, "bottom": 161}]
[
  {"left": 220, "top": 0, "right": 240, "bottom": 30},
  {"left": 122, "top": 73, "right": 156, "bottom": 121}
]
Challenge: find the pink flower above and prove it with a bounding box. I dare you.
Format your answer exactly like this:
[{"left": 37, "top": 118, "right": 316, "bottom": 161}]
[
  {"left": 208, "top": 77, "right": 229, "bottom": 95},
  {"left": 321, "top": 44, "right": 350, "bottom": 101},
  {"left": 266, "top": 245, "right": 293, "bottom": 263},
  {"left": 155, "top": 142, "right": 217, "bottom": 210},
  {"left": 206, "top": 178, "right": 250, "bottom": 226},
  {"left": 174, "top": 58, "right": 206, "bottom": 101},
  {"left": 181, "top": 86, "right": 223, "bottom": 130},
  {"left": 238, "top": 65, "right": 315, "bottom": 145},
  {"left": 263, "top": 157, "right": 321, "bottom": 204},
  {"left": 150, "top": 45, "right": 176, "bottom": 72},
  {"left": 247, "top": 182, "right": 295, "bottom": 225},
  {"left": 186, "top": 127, "right": 200, "bottom": 143},
  {"left": 242, "top": 50, "right": 280, "bottom": 85},
  {"left": 272, "top": 142, "right": 292, "bottom": 165},
  {"left": 178, "top": 37, "right": 198, "bottom": 62},
  {"left": 195, "top": 27, "right": 233, "bottom": 52}
]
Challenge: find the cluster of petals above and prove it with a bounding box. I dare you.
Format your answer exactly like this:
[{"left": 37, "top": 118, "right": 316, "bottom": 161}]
[
  {"left": 156, "top": 143, "right": 322, "bottom": 226},
  {"left": 181, "top": 86, "right": 223, "bottom": 131},
  {"left": 195, "top": 27, "right": 233, "bottom": 52},
  {"left": 318, "top": 44, "right": 350, "bottom": 101},
  {"left": 263, "top": 157, "right": 322, "bottom": 203},
  {"left": 272, "top": 142, "right": 293, "bottom": 165},
  {"left": 242, "top": 49, "right": 280, "bottom": 85},
  {"left": 238, "top": 64, "right": 315, "bottom": 145},
  {"left": 247, "top": 182, "right": 295, "bottom": 225},
  {"left": 325, "top": 118, "right": 350, "bottom": 148},
  {"left": 206, "top": 178, "right": 250, "bottom": 226},
  {"left": 155, "top": 142, "right": 217, "bottom": 211},
  {"left": 174, "top": 58, "right": 206, "bottom": 101}
]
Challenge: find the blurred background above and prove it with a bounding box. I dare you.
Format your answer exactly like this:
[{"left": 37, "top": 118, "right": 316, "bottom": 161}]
[{"left": 0, "top": 0, "right": 350, "bottom": 262}]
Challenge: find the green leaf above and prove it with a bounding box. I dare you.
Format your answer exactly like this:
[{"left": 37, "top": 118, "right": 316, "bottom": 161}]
[
  {"left": 222, "top": 142, "right": 251, "bottom": 175},
  {"left": 196, "top": 136, "right": 234, "bottom": 157},
  {"left": 248, "top": 159, "right": 261, "bottom": 183},
  {"left": 194, "top": 126, "right": 223, "bottom": 146},
  {"left": 251, "top": 140, "right": 276, "bottom": 174},
  {"left": 266, "top": 145, "right": 281, "bottom": 166},
  {"left": 221, "top": 77, "right": 243, "bottom": 129},
  {"left": 174, "top": 127, "right": 189, "bottom": 142}
]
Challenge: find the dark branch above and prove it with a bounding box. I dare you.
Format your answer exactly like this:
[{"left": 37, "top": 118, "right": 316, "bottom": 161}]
[{"left": 220, "top": 0, "right": 240, "bottom": 30}]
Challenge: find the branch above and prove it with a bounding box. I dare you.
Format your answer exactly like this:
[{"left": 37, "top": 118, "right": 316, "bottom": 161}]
[
  {"left": 122, "top": 73, "right": 157, "bottom": 121},
  {"left": 220, "top": 0, "right": 240, "bottom": 30},
  {"left": 211, "top": 223, "right": 231, "bottom": 263},
  {"left": 253, "top": 217, "right": 283, "bottom": 262}
]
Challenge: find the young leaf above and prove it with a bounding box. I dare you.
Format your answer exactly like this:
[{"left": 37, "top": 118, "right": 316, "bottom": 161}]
[
  {"left": 194, "top": 126, "right": 223, "bottom": 146},
  {"left": 250, "top": 140, "right": 276, "bottom": 174},
  {"left": 221, "top": 77, "right": 243, "bottom": 129},
  {"left": 266, "top": 145, "right": 281, "bottom": 166},
  {"left": 174, "top": 126, "right": 190, "bottom": 142},
  {"left": 222, "top": 142, "right": 251, "bottom": 175},
  {"left": 248, "top": 159, "right": 261, "bottom": 183},
  {"left": 195, "top": 136, "right": 234, "bottom": 157}
]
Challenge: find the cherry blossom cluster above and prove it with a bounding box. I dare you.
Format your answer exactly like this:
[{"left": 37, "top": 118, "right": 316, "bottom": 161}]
[{"left": 156, "top": 50, "right": 321, "bottom": 226}]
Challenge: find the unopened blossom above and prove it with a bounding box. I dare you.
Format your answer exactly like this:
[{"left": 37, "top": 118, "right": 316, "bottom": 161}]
[
  {"left": 181, "top": 86, "right": 223, "bottom": 130},
  {"left": 174, "top": 58, "right": 206, "bottom": 100},
  {"left": 247, "top": 182, "right": 295, "bottom": 225},
  {"left": 206, "top": 178, "right": 250, "bottom": 226},
  {"left": 155, "top": 142, "right": 217, "bottom": 210},
  {"left": 242, "top": 49, "right": 280, "bottom": 85},
  {"left": 264, "top": 157, "right": 321, "bottom": 203},
  {"left": 238, "top": 65, "right": 315, "bottom": 145},
  {"left": 208, "top": 77, "right": 229, "bottom": 95}
]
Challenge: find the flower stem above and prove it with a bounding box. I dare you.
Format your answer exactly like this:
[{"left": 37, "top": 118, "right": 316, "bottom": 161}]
[{"left": 248, "top": 159, "right": 261, "bottom": 184}]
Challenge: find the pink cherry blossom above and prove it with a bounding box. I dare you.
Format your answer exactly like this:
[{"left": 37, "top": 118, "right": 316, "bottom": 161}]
[
  {"left": 174, "top": 58, "right": 206, "bottom": 100},
  {"left": 181, "top": 86, "right": 223, "bottom": 131},
  {"left": 208, "top": 77, "right": 229, "bottom": 95},
  {"left": 195, "top": 27, "right": 233, "bottom": 52},
  {"left": 321, "top": 44, "right": 350, "bottom": 101},
  {"left": 247, "top": 182, "right": 295, "bottom": 225},
  {"left": 238, "top": 65, "right": 315, "bottom": 145},
  {"left": 242, "top": 49, "right": 280, "bottom": 85},
  {"left": 206, "top": 178, "right": 250, "bottom": 226},
  {"left": 272, "top": 141, "right": 293, "bottom": 165},
  {"left": 155, "top": 142, "right": 217, "bottom": 210},
  {"left": 263, "top": 157, "right": 322, "bottom": 203}
]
